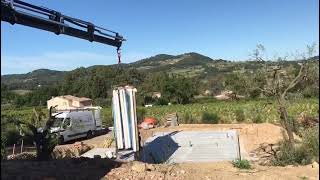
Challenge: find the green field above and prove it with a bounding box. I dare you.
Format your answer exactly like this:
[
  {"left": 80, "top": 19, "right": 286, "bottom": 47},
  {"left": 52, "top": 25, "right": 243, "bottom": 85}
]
[
  {"left": 2, "top": 98, "right": 319, "bottom": 128},
  {"left": 1, "top": 98, "right": 318, "bottom": 146},
  {"left": 139, "top": 98, "right": 319, "bottom": 124}
]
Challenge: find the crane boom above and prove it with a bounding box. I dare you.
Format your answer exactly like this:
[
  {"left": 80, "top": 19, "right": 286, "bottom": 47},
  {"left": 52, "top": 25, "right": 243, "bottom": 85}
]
[{"left": 1, "top": 0, "right": 125, "bottom": 48}]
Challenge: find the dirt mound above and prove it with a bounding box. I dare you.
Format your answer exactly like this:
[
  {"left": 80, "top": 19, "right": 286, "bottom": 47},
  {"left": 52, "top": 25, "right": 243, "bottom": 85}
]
[
  {"left": 53, "top": 142, "right": 93, "bottom": 159},
  {"left": 7, "top": 152, "right": 37, "bottom": 160},
  {"left": 104, "top": 161, "right": 177, "bottom": 180}
]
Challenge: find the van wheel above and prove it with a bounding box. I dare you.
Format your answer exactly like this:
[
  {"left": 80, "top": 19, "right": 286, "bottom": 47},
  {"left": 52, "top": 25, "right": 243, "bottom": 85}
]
[
  {"left": 58, "top": 136, "right": 64, "bottom": 145},
  {"left": 87, "top": 131, "right": 93, "bottom": 139}
]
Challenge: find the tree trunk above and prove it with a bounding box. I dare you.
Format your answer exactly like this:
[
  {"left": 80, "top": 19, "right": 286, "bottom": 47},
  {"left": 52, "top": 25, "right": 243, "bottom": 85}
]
[{"left": 278, "top": 104, "right": 294, "bottom": 145}]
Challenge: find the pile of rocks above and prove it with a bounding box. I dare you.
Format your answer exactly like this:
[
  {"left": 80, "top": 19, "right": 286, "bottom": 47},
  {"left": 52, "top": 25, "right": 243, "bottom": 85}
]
[
  {"left": 7, "top": 152, "right": 37, "bottom": 160},
  {"left": 249, "top": 143, "right": 280, "bottom": 165},
  {"left": 52, "top": 142, "right": 93, "bottom": 159}
]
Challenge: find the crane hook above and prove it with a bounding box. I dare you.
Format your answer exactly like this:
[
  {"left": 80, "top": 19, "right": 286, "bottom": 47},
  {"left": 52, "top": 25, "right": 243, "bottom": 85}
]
[{"left": 117, "top": 47, "right": 121, "bottom": 64}]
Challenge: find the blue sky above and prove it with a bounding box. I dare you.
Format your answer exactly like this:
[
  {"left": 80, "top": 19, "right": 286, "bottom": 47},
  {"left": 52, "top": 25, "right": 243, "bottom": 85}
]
[{"left": 1, "top": 0, "right": 319, "bottom": 74}]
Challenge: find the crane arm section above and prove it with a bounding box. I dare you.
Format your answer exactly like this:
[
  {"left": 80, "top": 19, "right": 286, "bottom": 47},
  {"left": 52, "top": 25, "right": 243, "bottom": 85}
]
[{"left": 1, "top": 0, "right": 125, "bottom": 48}]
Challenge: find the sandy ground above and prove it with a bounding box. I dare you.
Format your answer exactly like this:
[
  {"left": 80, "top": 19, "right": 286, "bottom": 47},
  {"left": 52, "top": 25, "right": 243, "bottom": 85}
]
[
  {"left": 52, "top": 129, "right": 114, "bottom": 158},
  {"left": 2, "top": 158, "right": 318, "bottom": 180},
  {"left": 105, "top": 161, "right": 319, "bottom": 180}
]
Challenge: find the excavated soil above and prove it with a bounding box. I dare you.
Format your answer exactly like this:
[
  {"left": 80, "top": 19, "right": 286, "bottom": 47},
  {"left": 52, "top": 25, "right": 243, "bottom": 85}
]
[{"left": 104, "top": 161, "right": 319, "bottom": 180}]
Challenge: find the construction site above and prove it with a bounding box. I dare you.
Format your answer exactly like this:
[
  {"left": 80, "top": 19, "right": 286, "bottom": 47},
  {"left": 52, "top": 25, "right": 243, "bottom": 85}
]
[{"left": 1, "top": 0, "right": 319, "bottom": 180}]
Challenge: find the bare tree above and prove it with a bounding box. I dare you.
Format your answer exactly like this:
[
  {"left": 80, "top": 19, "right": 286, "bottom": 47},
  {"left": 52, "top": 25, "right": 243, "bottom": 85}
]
[
  {"left": 257, "top": 44, "right": 316, "bottom": 145},
  {"left": 251, "top": 44, "right": 266, "bottom": 61}
]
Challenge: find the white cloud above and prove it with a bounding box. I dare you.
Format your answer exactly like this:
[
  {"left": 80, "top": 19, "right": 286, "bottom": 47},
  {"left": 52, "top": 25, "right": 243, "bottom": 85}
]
[{"left": 1, "top": 51, "right": 151, "bottom": 74}]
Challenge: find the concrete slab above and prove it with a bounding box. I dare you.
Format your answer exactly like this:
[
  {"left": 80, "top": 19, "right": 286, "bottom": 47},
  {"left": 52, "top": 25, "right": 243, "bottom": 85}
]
[
  {"left": 81, "top": 148, "right": 116, "bottom": 159},
  {"left": 140, "top": 131, "right": 240, "bottom": 164}
]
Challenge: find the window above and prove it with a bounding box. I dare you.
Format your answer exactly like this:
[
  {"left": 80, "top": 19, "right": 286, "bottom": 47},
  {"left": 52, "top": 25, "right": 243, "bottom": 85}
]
[
  {"left": 62, "top": 118, "right": 71, "bottom": 129},
  {"left": 53, "top": 118, "right": 64, "bottom": 128}
]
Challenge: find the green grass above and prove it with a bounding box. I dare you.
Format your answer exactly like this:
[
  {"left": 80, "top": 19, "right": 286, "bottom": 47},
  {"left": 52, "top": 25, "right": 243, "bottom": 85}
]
[
  {"left": 1, "top": 98, "right": 319, "bottom": 127},
  {"left": 140, "top": 98, "right": 319, "bottom": 125},
  {"left": 232, "top": 159, "right": 252, "bottom": 169},
  {"left": 1, "top": 98, "right": 318, "bottom": 147}
]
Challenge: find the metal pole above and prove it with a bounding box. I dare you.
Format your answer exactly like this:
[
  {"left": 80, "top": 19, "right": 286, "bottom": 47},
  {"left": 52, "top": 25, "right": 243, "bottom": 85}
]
[
  {"left": 237, "top": 132, "right": 241, "bottom": 160},
  {"left": 20, "top": 139, "right": 24, "bottom": 153},
  {"left": 12, "top": 144, "right": 15, "bottom": 155}
]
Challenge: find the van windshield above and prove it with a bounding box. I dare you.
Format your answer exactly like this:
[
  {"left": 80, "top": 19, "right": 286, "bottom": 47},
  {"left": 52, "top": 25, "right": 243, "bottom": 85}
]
[{"left": 52, "top": 118, "right": 64, "bottom": 128}]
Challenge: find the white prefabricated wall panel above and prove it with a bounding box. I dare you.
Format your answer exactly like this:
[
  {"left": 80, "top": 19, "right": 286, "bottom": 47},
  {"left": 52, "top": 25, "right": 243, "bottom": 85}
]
[
  {"left": 129, "top": 89, "right": 139, "bottom": 152},
  {"left": 112, "top": 90, "right": 124, "bottom": 149},
  {"left": 119, "top": 89, "right": 131, "bottom": 149},
  {"left": 112, "top": 87, "right": 139, "bottom": 152}
]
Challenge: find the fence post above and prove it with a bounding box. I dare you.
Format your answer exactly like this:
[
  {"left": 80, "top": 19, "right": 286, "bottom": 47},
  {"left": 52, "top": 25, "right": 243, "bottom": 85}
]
[
  {"left": 12, "top": 144, "right": 16, "bottom": 155},
  {"left": 21, "top": 139, "right": 24, "bottom": 153},
  {"left": 237, "top": 132, "right": 241, "bottom": 160}
]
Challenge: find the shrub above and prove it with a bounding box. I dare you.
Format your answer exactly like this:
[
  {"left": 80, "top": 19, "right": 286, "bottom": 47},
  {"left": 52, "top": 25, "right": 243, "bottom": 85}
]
[
  {"left": 1, "top": 136, "right": 6, "bottom": 160},
  {"left": 287, "top": 116, "right": 300, "bottom": 135},
  {"left": 252, "top": 114, "right": 263, "bottom": 123},
  {"left": 154, "top": 98, "right": 169, "bottom": 106},
  {"left": 232, "top": 159, "right": 252, "bottom": 169},
  {"left": 249, "top": 89, "right": 261, "bottom": 99},
  {"left": 182, "top": 111, "right": 194, "bottom": 124},
  {"left": 271, "top": 126, "right": 319, "bottom": 166},
  {"left": 2, "top": 126, "right": 21, "bottom": 146},
  {"left": 272, "top": 140, "right": 313, "bottom": 166},
  {"left": 235, "top": 109, "right": 245, "bottom": 122},
  {"left": 94, "top": 98, "right": 111, "bottom": 107},
  {"left": 201, "top": 112, "right": 219, "bottom": 124},
  {"left": 301, "top": 126, "right": 319, "bottom": 162},
  {"left": 136, "top": 108, "right": 146, "bottom": 124},
  {"left": 101, "top": 108, "right": 113, "bottom": 127}
]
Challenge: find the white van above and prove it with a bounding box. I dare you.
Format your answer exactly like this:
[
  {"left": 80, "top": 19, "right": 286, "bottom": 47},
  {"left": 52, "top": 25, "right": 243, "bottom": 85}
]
[{"left": 50, "top": 107, "right": 103, "bottom": 144}]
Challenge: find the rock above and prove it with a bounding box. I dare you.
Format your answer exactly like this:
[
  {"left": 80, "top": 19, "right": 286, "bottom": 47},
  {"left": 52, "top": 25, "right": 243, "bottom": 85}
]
[
  {"left": 311, "top": 162, "right": 319, "bottom": 168},
  {"left": 239, "top": 173, "right": 248, "bottom": 176},
  {"left": 180, "top": 170, "right": 186, "bottom": 174},
  {"left": 146, "top": 164, "right": 156, "bottom": 171},
  {"left": 131, "top": 162, "right": 146, "bottom": 173}
]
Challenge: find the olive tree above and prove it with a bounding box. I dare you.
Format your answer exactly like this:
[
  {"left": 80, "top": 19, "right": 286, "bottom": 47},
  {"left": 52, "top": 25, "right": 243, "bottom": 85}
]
[
  {"left": 13, "top": 106, "right": 61, "bottom": 160},
  {"left": 255, "top": 43, "right": 317, "bottom": 145}
]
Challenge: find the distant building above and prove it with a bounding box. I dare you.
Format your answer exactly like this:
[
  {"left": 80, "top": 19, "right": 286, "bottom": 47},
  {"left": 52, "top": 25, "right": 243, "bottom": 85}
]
[
  {"left": 152, "top": 92, "right": 161, "bottom": 99},
  {"left": 47, "top": 95, "right": 93, "bottom": 110},
  {"left": 204, "top": 90, "right": 212, "bottom": 96},
  {"left": 214, "top": 90, "right": 245, "bottom": 100}
]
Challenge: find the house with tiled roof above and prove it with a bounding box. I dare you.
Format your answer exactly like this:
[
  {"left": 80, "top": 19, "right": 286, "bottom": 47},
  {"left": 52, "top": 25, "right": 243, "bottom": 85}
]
[{"left": 47, "top": 95, "right": 93, "bottom": 110}]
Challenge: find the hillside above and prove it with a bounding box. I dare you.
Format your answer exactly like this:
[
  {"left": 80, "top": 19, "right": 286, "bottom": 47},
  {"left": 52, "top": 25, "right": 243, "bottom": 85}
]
[
  {"left": 1, "top": 69, "right": 66, "bottom": 90},
  {"left": 1, "top": 53, "right": 319, "bottom": 90}
]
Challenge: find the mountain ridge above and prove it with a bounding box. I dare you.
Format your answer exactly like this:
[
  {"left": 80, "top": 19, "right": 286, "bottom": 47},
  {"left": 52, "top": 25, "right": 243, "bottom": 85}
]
[{"left": 2, "top": 52, "right": 319, "bottom": 90}]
